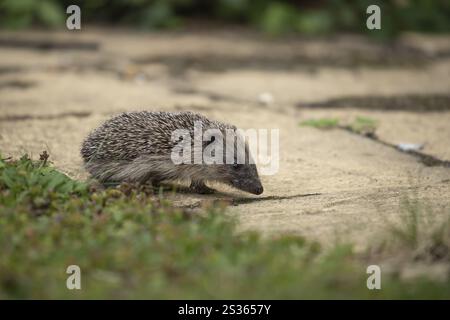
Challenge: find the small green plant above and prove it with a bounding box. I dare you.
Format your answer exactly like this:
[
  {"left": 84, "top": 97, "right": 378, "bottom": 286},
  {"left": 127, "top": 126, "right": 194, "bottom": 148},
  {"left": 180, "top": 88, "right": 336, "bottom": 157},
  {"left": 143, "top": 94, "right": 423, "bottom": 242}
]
[
  {"left": 300, "top": 118, "right": 340, "bottom": 129},
  {"left": 0, "top": 153, "right": 87, "bottom": 208},
  {"left": 300, "top": 116, "right": 377, "bottom": 136},
  {"left": 347, "top": 116, "right": 377, "bottom": 136},
  {"left": 386, "top": 196, "right": 450, "bottom": 263}
]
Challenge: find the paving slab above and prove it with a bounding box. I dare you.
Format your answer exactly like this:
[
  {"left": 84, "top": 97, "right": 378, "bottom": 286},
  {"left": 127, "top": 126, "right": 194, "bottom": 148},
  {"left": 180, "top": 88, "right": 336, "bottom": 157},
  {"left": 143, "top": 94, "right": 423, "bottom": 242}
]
[{"left": 1, "top": 29, "right": 449, "bottom": 248}]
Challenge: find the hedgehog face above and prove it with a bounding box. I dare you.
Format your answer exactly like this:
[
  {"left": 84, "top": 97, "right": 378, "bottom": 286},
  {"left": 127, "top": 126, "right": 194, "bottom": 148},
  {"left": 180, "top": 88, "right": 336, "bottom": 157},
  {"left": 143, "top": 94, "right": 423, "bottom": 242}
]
[
  {"left": 224, "top": 163, "right": 264, "bottom": 195},
  {"left": 200, "top": 127, "right": 264, "bottom": 195}
]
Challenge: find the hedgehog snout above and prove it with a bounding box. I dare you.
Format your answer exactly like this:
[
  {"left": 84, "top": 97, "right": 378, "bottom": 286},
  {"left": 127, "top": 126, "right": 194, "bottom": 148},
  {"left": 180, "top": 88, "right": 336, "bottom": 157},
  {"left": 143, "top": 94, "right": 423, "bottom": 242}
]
[
  {"left": 231, "top": 178, "right": 264, "bottom": 195},
  {"left": 253, "top": 185, "right": 264, "bottom": 195}
]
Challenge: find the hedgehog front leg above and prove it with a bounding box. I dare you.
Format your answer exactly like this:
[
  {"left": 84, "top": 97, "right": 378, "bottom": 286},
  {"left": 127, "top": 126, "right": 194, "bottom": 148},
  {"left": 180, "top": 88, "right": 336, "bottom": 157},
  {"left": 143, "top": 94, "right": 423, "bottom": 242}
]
[
  {"left": 150, "top": 179, "right": 162, "bottom": 188},
  {"left": 190, "top": 180, "right": 215, "bottom": 194}
]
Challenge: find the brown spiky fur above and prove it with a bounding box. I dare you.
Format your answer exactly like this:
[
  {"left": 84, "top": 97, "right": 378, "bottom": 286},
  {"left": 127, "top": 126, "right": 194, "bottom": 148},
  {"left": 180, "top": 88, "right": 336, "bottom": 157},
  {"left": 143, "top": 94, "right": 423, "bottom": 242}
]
[{"left": 81, "top": 111, "right": 263, "bottom": 194}]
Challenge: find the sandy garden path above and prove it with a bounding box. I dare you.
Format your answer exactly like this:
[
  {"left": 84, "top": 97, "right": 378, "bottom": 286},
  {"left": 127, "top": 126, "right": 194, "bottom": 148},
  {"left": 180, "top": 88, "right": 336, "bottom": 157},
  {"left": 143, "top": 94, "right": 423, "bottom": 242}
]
[{"left": 1, "top": 28, "right": 449, "bottom": 248}]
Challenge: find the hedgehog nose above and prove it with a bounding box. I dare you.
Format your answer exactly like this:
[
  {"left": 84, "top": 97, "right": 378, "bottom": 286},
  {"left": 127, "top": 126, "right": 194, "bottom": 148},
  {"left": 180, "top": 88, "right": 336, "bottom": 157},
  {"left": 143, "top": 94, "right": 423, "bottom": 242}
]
[{"left": 254, "top": 186, "right": 264, "bottom": 195}]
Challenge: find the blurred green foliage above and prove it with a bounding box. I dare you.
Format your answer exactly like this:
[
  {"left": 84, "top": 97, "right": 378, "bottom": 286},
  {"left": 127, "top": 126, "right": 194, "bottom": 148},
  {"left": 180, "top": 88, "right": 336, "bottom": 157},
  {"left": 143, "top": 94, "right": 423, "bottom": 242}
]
[
  {"left": 1, "top": 153, "right": 450, "bottom": 298},
  {"left": 0, "top": 0, "right": 449, "bottom": 37},
  {"left": 0, "top": 0, "right": 65, "bottom": 28}
]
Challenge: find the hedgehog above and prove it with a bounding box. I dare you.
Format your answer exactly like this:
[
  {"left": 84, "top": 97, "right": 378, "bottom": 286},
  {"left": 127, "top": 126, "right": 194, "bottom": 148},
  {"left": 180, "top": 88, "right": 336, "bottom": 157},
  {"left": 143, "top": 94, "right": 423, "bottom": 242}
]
[{"left": 81, "top": 111, "right": 264, "bottom": 195}]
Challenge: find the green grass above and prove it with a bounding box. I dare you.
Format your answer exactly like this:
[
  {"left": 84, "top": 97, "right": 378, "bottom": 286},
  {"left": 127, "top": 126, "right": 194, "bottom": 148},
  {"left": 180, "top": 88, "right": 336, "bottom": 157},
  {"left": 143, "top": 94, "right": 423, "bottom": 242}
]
[
  {"left": 346, "top": 116, "right": 378, "bottom": 136},
  {"left": 300, "top": 118, "right": 340, "bottom": 129},
  {"left": 0, "top": 153, "right": 449, "bottom": 299},
  {"left": 300, "top": 116, "right": 378, "bottom": 136},
  {"left": 372, "top": 196, "right": 450, "bottom": 264}
]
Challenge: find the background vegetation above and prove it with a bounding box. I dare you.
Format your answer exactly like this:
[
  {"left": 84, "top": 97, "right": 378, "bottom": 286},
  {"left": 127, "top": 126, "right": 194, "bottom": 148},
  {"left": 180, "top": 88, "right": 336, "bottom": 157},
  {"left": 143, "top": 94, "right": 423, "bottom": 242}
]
[{"left": 1, "top": 0, "right": 450, "bottom": 37}]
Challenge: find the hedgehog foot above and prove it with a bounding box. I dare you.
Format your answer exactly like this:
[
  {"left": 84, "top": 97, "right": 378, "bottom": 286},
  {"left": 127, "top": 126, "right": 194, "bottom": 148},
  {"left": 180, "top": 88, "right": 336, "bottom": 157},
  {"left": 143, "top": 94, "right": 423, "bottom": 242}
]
[
  {"left": 149, "top": 179, "right": 166, "bottom": 192},
  {"left": 190, "top": 181, "right": 215, "bottom": 194}
]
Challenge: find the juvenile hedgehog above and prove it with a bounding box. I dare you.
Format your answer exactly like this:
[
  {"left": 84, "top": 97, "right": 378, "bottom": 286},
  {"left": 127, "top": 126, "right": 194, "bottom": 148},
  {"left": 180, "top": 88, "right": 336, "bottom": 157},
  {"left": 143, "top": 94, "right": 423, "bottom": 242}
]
[{"left": 81, "top": 111, "right": 263, "bottom": 195}]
